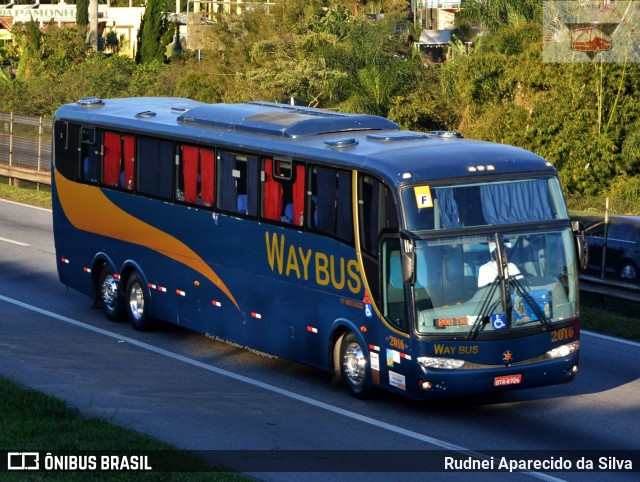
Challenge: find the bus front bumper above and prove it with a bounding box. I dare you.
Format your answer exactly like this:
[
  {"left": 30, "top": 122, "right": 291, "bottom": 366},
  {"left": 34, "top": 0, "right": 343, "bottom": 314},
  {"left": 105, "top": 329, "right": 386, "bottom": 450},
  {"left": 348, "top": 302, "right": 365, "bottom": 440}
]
[{"left": 414, "top": 353, "right": 579, "bottom": 400}]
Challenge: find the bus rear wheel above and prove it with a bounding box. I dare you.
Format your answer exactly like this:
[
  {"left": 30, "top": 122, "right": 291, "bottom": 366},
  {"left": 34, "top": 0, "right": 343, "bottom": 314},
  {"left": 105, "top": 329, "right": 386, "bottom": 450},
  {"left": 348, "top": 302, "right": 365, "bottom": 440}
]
[
  {"left": 125, "top": 272, "right": 154, "bottom": 331},
  {"left": 98, "top": 265, "right": 124, "bottom": 322},
  {"left": 340, "top": 331, "right": 372, "bottom": 399}
]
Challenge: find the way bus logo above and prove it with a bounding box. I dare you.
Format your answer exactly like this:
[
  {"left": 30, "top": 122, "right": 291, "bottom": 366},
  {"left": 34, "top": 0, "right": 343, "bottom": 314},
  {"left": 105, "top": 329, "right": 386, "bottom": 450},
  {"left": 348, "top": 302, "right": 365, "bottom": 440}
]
[
  {"left": 543, "top": 1, "right": 640, "bottom": 62},
  {"left": 265, "top": 231, "right": 362, "bottom": 294}
]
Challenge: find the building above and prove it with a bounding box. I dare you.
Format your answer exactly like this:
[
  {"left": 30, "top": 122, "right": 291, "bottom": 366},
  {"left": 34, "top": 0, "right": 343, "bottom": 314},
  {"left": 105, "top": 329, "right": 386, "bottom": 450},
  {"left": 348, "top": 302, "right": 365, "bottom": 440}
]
[
  {"left": 411, "top": 0, "right": 462, "bottom": 30},
  {"left": 0, "top": 1, "right": 144, "bottom": 58}
]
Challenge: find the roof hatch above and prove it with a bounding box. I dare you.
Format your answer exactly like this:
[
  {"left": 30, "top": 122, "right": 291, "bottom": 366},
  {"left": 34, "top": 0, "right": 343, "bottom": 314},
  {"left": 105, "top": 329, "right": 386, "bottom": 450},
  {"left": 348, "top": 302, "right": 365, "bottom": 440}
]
[{"left": 177, "top": 102, "right": 400, "bottom": 138}]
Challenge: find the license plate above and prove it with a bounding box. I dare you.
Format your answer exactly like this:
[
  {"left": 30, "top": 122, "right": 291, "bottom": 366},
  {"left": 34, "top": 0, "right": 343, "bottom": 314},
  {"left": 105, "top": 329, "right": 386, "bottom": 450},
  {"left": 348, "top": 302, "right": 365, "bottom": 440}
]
[{"left": 494, "top": 374, "right": 522, "bottom": 387}]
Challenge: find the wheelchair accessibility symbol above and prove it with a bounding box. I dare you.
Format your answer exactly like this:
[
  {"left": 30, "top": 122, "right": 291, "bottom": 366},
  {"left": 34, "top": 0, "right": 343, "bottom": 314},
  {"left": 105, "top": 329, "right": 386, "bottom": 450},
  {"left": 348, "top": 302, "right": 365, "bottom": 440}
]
[
  {"left": 364, "top": 303, "right": 373, "bottom": 318},
  {"left": 491, "top": 313, "right": 506, "bottom": 330}
]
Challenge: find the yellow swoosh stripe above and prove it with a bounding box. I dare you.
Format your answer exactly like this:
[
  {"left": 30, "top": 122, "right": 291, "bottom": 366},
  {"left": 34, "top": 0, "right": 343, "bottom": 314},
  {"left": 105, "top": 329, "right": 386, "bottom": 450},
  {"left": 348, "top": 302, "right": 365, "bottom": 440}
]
[{"left": 55, "top": 171, "right": 239, "bottom": 310}]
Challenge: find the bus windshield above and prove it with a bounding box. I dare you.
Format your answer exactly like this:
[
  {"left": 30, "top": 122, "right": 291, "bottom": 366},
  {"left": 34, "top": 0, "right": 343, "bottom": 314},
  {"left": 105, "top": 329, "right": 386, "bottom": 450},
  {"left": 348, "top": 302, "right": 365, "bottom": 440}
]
[
  {"left": 402, "top": 177, "right": 568, "bottom": 231},
  {"left": 413, "top": 229, "right": 578, "bottom": 335}
]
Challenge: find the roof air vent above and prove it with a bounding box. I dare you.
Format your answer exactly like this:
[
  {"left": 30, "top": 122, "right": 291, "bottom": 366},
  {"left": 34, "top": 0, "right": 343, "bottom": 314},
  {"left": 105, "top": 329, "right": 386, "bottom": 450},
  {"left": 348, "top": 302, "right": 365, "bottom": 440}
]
[
  {"left": 430, "top": 130, "right": 463, "bottom": 138},
  {"left": 135, "top": 111, "right": 157, "bottom": 119},
  {"left": 325, "top": 138, "right": 358, "bottom": 148},
  {"left": 76, "top": 97, "right": 104, "bottom": 107},
  {"left": 367, "top": 133, "right": 429, "bottom": 142}
]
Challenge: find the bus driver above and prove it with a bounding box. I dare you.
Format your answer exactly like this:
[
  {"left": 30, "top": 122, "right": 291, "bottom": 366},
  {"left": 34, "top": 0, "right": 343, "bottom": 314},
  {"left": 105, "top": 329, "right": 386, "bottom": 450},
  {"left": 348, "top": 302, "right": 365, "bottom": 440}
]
[{"left": 478, "top": 241, "right": 523, "bottom": 288}]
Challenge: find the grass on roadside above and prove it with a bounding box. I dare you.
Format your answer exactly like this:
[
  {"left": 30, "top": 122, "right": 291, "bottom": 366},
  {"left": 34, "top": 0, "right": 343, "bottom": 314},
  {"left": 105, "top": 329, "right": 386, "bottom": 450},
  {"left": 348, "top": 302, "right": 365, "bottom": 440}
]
[
  {"left": 0, "top": 181, "right": 52, "bottom": 209},
  {"left": 0, "top": 378, "right": 247, "bottom": 481},
  {"left": 580, "top": 293, "right": 640, "bottom": 341}
]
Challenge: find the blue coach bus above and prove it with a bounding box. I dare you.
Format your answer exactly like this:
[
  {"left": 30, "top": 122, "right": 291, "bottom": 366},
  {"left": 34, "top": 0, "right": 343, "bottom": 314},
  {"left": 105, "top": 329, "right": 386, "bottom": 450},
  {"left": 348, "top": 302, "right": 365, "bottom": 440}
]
[{"left": 52, "top": 97, "right": 586, "bottom": 400}]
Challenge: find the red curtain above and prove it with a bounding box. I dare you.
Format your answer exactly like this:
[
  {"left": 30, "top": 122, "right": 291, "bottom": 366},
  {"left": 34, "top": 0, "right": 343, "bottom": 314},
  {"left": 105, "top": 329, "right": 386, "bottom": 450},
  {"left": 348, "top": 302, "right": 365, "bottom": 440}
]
[
  {"left": 103, "top": 131, "right": 121, "bottom": 187},
  {"left": 182, "top": 145, "right": 200, "bottom": 204},
  {"left": 122, "top": 135, "right": 135, "bottom": 190},
  {"left": 263, "top": 159, "right": 282, "bottom": 221},
  {"left": 200, "top": 148, "right": 215, "bottom": 207},
  {"left": 293, "top": 164, "right": 306, "bottom": 226}
]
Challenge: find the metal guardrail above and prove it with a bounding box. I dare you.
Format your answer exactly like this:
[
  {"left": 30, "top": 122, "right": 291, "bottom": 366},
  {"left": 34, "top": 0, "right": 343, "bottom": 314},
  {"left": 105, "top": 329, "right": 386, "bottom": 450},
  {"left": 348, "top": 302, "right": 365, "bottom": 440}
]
[
  {"left": 0, "top": 112, "right": 52, "bottom": 187},
  {"left": 579, "top": 275, "right": 640, "bottom": 304}
]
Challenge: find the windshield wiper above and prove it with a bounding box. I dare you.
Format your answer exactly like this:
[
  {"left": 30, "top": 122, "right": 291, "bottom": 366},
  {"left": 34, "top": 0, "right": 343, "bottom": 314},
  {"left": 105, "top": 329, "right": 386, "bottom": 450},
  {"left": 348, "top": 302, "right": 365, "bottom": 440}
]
[
  {"left": 510, "top": 276, "right": 553, "bottom": 331},
  {"left": 467, "top": 277, "right": 501, "bottom": 339}
]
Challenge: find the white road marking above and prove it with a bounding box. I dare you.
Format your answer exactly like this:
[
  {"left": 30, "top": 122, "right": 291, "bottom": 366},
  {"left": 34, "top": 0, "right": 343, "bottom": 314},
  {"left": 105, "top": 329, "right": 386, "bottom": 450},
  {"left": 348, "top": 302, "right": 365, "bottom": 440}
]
[
  {"left": 0, "top": 198, "right": 51, "bottom": 212},
  {"left": 0, "top": 293, "right": 572, "bottom": 481},
  {"left": 0, "top": 236, "right": 29, "bottom": 247},
  {"left": 582, "top": 329, "right": 640, "bottom": 348}
]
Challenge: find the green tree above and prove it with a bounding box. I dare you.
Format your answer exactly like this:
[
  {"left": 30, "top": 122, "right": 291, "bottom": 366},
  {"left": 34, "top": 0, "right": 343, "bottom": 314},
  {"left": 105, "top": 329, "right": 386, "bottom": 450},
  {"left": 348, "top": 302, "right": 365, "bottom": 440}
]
[
  {"left": 76, "top": 0, "right": 89, "bottom": 27},
  {"left": 457, "top": 0, "right": 541, "bottom": 34},
  {"left": 139, "top": 0, "right": 172, "bottom": 63}
]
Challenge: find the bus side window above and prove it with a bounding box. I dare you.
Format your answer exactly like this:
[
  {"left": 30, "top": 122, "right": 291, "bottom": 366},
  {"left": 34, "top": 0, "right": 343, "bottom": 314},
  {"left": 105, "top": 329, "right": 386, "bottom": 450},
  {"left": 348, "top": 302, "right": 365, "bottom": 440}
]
[
  {"left": 178, "top": 145, "right": 215, "bottom": 206},
  {"left": 103, "top": 131, "right": 135, "bottom": 190},
  {"left": 262, "top": 158, "right": 283, "bottom": 222},
  {"left": 359, "top": 175, "right": 399, "bottom": 310},
  {"left": 263, "top": 159, "right": 305, "bottom": 226},
  {"left": 102, "top": 131, "right": 122, "bottom": 187},
  {"left": 80, "top": 126, "right": 99, "bottom": 184},
  {"left": 308, "top": 167, "right": 353, "bottom": 244},
  {"left": 218, "top": 151, "right": 258, "bottom": 216},
  {"left": 382, "top": 237, "right": 408, "bottom": 332},
  {"left": 359, "top": 176, "right": 398, "bottom": 256},
  {"left": 137, "top": 136, "right": 173, "bottom": 199},
  {"left": 53, "top": 120, "right": 79, "bottom": 181},
  {"left": 121, "top": 134, "right": 135, "bottom": 191}
]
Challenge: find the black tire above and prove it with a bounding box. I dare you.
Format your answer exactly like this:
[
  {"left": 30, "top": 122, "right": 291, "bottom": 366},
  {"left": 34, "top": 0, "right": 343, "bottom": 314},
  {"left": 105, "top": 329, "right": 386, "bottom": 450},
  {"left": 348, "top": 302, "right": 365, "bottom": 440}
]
[
  {"left": 125, "top": 272, "right": 154, "bottom": 331},
  {"left": 339, "top": 331, "right": 372, "bottom": 399},
  {"left": 97, "top": 264, "right": 124, "bottom": 322}
]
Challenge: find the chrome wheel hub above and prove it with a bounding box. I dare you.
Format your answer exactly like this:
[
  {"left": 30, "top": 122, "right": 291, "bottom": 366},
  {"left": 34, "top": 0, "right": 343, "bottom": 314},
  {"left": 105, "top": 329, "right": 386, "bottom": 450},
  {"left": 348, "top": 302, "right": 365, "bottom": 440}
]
[
  {"left": 129, "top": 283, "right": 145, "bottom": 320},
  {"left": 343, "top": 341, "right": 366, "bottom": 386},
  {"left": 101, "top": 275, "right": 118, "bottom": 309}
]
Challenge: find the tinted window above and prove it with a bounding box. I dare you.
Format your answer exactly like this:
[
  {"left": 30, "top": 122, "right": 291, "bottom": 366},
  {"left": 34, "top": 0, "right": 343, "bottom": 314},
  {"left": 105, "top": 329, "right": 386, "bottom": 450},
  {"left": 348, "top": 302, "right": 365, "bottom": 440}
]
[
  {"left": 137, "top": 137, "right": 174, "bottom": 199},
  {"left": 609, "top": 222, "right": 634, "bottom": 241},
  {"left": 402, "top": 177, "right": 567, "bottom": 231},
  {"left": 103, "top": 131, "right": 135, "bottom": 191},
  {"left": 585, "top": 222, "right": 606, "bottom": 238},
  {"left": 80, "top": 126, "right": 100, "bottom": 184},
  {"left": 308, "top": 167, "right": 353, "bottom": 244},
  {"left": 359, "top": 175, "right": 398, "bottom": 256},
  {"left": 53, "top": 120, "right": 79, "bottom": 181},
  {"left": 218, "top": 151, "right": 259, "bottom": 216}
]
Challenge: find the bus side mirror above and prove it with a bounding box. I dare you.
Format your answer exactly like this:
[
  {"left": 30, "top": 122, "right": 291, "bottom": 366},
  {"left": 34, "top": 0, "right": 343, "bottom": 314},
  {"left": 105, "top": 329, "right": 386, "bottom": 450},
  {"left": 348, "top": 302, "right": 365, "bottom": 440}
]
[
  {"left": 572, "top": 220, "right": 589, "bottom": 270},
  {"left": 399, "top": 231, "right": 416, "bottom": 284}
]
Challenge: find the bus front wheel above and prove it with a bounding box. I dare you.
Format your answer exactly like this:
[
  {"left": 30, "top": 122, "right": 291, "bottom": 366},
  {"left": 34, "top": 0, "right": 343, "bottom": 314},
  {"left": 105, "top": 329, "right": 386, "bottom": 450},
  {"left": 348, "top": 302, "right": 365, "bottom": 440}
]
[
  {"left": 125, "top": 272, "right": 154, "bottom": 331},
  {"left": 340, "top": 331, "right": 372, "bottom": 399},
  {"left": 98, "top": 265, "right": 124, "bottom": 322}
]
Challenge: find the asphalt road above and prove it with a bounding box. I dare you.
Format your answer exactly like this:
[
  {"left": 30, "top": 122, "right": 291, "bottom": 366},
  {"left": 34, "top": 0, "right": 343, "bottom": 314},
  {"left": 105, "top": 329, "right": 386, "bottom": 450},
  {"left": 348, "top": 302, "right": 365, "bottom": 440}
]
[{"left": 0, "top": 199, "right": 638, "bottom": 481}]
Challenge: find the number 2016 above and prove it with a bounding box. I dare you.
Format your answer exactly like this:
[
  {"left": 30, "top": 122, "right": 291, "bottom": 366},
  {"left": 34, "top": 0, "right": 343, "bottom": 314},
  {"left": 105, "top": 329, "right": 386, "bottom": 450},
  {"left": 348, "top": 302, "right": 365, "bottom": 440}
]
[{"left": 551, "top": 327, "right": 575, "bottom": 342}]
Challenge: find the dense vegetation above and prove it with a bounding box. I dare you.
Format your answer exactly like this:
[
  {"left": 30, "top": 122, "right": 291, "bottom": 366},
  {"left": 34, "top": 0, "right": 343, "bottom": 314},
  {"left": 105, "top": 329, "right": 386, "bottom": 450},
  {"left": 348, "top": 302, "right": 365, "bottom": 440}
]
[{"left": 1, "top": 0, "right": 639, "bottom": 213}]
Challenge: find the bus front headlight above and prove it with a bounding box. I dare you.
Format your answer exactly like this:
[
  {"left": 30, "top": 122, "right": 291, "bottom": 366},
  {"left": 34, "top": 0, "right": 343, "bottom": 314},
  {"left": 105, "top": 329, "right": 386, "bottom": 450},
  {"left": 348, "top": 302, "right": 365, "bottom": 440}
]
[
  {"left": 546, "top": 341, "right": 580, "bottom": 359},
  {"left": 417, "top": 357, "right": 465, "bottom": 370}
]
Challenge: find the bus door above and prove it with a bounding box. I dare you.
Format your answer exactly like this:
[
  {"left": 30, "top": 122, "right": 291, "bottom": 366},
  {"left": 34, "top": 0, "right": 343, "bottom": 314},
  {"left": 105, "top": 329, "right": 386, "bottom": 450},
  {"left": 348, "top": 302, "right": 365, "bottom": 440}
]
[
  {"left": 357, "top": 174, "right": 412, "bottom": 393},
  {"left": 379, "top": 235, "right": 413, "bottom": 392}
]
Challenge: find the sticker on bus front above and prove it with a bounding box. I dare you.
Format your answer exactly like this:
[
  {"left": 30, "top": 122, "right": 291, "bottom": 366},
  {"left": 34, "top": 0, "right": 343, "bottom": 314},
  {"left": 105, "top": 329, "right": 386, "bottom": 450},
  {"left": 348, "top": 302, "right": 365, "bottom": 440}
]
[{"left": 414, "top": 186, "right": 433, "bottom": 208}]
